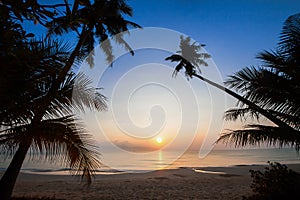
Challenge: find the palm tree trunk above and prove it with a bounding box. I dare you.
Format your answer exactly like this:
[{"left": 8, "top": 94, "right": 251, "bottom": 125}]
[
  {"left": 192, "top": 73, "right": 295, "bottom": 130},
  {"left": 0, "top": 141, "right": 31, "bottom": 200}
]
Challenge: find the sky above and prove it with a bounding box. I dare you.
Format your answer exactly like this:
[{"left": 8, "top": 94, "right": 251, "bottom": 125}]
[
  {"left": 78, "top": 0, "right": 300, "bottom": 154},
  {"left": 129, "top": 0, "right": 300, "bottom": 76},
  {"left": 19, "top": 1, "right": 300, "bottom": 163}
]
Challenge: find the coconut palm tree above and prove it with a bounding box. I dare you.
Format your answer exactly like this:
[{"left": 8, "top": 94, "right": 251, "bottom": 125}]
[
  {"left": 1, "top": 1, "right": 140, "bottom": 199},
  {"left": 217, "top": 13, "right": 300, "bottom": 149},
  {"left": 1, "top": 0, "right": 140, "bottom": 109},
  {"left": 165, "top": 36, "right": 294, "bottom": 131},
  {"left": 26, "top": 0, "right": 141, "bottom": 130},
  {"left": 0, "top": 36, "right": 107, "bottom": 199},
  {"left": 46, "top": 0, "right": 141, "bottom": 71}
]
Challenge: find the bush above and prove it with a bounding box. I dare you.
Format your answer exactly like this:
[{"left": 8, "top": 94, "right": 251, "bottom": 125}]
[{"left": 245, "top": 162, "right": 300, "bottom": 200}]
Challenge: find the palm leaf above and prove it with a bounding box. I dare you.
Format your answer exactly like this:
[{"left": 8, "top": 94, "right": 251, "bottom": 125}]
[
  {"left": 32, "top": 116, "right": 101, "bottom": 183},
  {"left": 43, "top": 72, "right": 107, "bottom": 119},
  {"left": 279, "top": 13, "right": 300, "bottom": 54},
  {"left": 0, "top": 38, "right": 72, "bottom": 125},
  {"left": 224, "top": 107, "right": 260, "bottom": 121},
  {"left": 46, "top": 0, "right": 141, "bottom": 66},
  {"left": 225, "top": 66, "right": 300, "bottom": 124},
  {"left": 217, "top": 124, "right": 300, "bottom": 151},
  {"left": 0, "top": 116, "right": 101, "bottom": 183},
  {"left": 71, "top": 72, "right": 108, "bottom": 112}
]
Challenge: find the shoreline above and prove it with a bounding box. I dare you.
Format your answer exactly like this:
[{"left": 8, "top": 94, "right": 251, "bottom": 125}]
[
  {"left": 7, "top": 163, "right": 300, "bottom": 200},
  {"left": 5, "top": 161, "right": 300, "bottom": 175}
]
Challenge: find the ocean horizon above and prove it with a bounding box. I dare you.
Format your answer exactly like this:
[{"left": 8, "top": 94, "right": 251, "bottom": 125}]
[{"left": 1, "top": 147, "right": 299, "bottom": 175}]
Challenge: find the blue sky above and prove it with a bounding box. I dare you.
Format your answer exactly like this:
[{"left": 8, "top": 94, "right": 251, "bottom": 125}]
[
  {"left": 129, "top": 0, "right": 300, "bottom": 77},
  {"left": 28, "top": 1, "right": 300, "bottom": 77}
]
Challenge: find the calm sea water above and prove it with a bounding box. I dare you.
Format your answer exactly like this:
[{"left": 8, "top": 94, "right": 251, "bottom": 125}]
[{"left": 1, "top": 148, "right": 299, "bottom": 174}]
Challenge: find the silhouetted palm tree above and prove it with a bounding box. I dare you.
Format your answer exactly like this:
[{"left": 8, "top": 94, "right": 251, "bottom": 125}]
[
  {"left": 31, "top": 0, "right": 141, "bottom": 127},
  {"left": 217, "top": 13, "right": 300, "bottom": 150},
  {"left": 46, "top": 0, "right": 141, "bottom": 68},
  {"left": 0, "top": 37, "right": 107, "bottom": 199},
  {"left": 165, "top": 36, "right": 294, "bottom": 130},
  {"left": 1, "top": 1, "right": 140, "bottom": 199}
]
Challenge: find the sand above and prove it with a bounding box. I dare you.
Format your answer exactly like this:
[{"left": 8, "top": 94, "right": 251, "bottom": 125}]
[{"left": 8, "top": 164, "right": 300, "bottom": 200}]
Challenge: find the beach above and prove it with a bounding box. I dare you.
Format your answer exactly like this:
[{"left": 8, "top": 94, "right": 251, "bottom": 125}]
[{"left": 8, "top": 164, "right": 300, "bottom": 200}]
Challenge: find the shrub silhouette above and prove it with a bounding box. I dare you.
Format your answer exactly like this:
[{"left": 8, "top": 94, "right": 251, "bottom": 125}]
[{"left": 245, "top": 162, "right": 300, "bottom": 200}]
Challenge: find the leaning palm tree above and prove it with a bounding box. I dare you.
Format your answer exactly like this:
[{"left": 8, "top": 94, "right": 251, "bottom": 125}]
[
  {"left": 217, "top": 13, "right": 300, "bottom": 150},
  {"left": 0, "top": 39, "right": 107, "bottom": 199},
  {"left": 165, "top": 36, "right": 294, "bottom": 130}
]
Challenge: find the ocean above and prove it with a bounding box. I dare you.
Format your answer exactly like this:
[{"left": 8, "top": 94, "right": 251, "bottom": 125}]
[{"left": 1, "top": 148, "right": 299, "bottom": 174}]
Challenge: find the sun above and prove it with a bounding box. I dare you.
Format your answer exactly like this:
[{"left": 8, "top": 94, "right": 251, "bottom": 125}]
[{"left": 156, "top": 137, "right": 163, "bottom": 144}]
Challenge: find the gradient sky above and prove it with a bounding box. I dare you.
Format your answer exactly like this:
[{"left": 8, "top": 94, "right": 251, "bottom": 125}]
[
  {"left": 21, "top": 1, "right": 300, "bottom": 156},
  {"left": 72, "top": 1, "right": 300, "bottom": 156}
]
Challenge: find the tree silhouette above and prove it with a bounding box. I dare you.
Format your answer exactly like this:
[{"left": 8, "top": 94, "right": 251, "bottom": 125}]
[
  {"left": 217, "top": 13, "right": 300, "bottom": 149},
  {"left": 165, "top": 14, "right": 300, "bottom": 150},
  {"left": 0, "top": 1, "right": 140, "bottom": 199},
  {"left": 165, "top": 36, "right": 294, "bottom": 130},
  {"left": 0, "top": 35, "right": 106, "bottom": 199}
]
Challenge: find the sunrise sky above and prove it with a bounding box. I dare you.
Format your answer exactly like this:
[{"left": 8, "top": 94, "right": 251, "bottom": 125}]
[
  {"left": 2, "top": 3, "right": 300, "bottom": 199},
  {"left": 23, "top": 0, "right": 300, "bottom": 158},
  {"left": 73, "top": 0, "right": 300, "bottom": 156}
]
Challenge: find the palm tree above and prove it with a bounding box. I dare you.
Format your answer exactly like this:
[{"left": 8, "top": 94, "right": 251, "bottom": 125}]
[
  {"left": 217, "top": 13, "right": 300, "bottom": 150},
  {"left": 165, "top": 36, "right": 294, "bottom": 131},
  {"left": 23, "top": 0, "right": 141, "bottom": 134},
  {"left": 2, "top": 0, "right": 140, "bottom": 115},
  {"left": 0, "top": 37, "right": 107, "bottom": 199},
  {"left": 1, "top": 1, "right": 140, "bottom": 199},
  {"left": 46, "top": 0, "right": 141, "bottom": 75}
]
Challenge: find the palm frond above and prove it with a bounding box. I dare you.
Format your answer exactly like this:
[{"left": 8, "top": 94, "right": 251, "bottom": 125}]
[
  {"left": 105, "top": 0, "right": 133, "bottom": 16},
  {"left": 177, "top": 35, "right": 210, "bottom": 67},
  {"left": 0, "top": 124, "right": 29, "bottom": 157},
  {"left": 268, "top": 110, "right": 300, "bottom": 130},
  {"left": 217, "top": 13, "right": 300, "bottom": 151},
  {"left": 43, "top": 72, "right": 107, "bottom": 119},
  {"left": 225, "top": 66, "right": 300, "bottom": 121},
  {"left": 224, "top": 107, "right": 260, "bottom": 121},
  {"left": 46, "top": 15, "right": 80, "bottom": 37},
  {"left": 99, "top": 37, "right": 114, "bottom": 64},
  {"left": 225, "top": 66, "right": 261, "bottom": 93},
  {"left": 165, "top": 54, "right": 184, "bottom": 62},
  {"left": 217, "top": 124, "right": 300, "bottom": 151},
  {"left": 46, "top": 0, "right": 141, "bottom": 65},
  {"left": 31, "top": 116, "right": 101, "bottom": 183},
  {"left": 114, "top": 32, "right": 134, "bottom": 56},
  {"left": 279, "top": 13, "right": 300, "bottom": 54},
  {"left": 0, "top": 116, "right": 102, "bottom": 183},
  {"left": 81, "top": 31, "right": 95, "bottom": 65},
  {"left": 256, "top": 50, "right": 284, "bottom": 70},
  {"left": 71, "top": 73, "right": 108, "bottom": 112},
  {"left": 0, "top": 38, "right": 72, "bottom": 125},
  {"left": 172, "top": 61, "right": 185, "bottom": 77}
]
